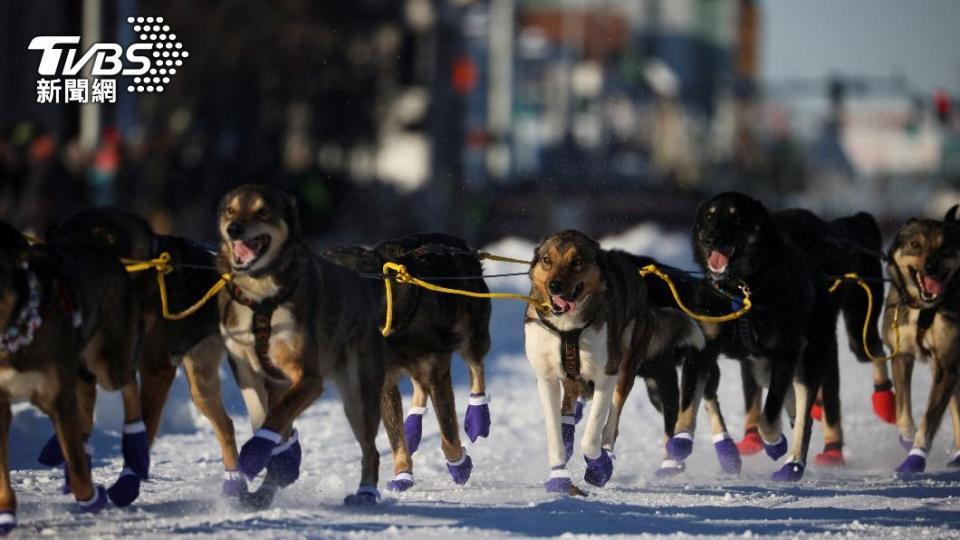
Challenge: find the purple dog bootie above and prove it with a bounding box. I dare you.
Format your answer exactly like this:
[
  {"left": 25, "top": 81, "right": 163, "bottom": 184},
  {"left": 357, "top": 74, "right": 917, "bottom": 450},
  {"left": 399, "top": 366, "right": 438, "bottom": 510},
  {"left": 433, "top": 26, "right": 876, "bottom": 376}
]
[
  {"left": 343, "top": 484, "right": 381, "bottom": 506},
  {"left": 763, "top": 433, "right": 788, "bottom": 461},
  {"left": 238, "top": 428, "right": 282, "bottom": 481},
  {"left": 654, "top": 459, "right": 685, "bottom": 478},
  {"left": 222, "top": 469, "right": 247, "bottom": 497},
  {"left": 561, "top": 415, "right": 576, "bottom": 463},
  {"left": 464, "top": 393, "right": 491, "bottom": 443},
  {"left": 386, "top": 471, "right": 415, "bottom": 492},
  {"left": 107, "top": 468, "right": 141, "bottom": 507},
  {"left": 666, "top": 432, "right": 694, "bottom": 461},
  {"left": 404, "top": 407, "right": 426, "bottom": 455},
  {"left": 771, "top": 461, "right": 805, "bottom": 482},
  {"left": 584, "top": 449, "right": 614, "bottom": 487},
  {"left": 264, "top": 430, "right": 302, "bottom": 488},
  {"left": 0, "top": 511, "right": 15, "bottom": 535},
  {"left": 896, "top": 448, "right": 927, "bottom": 476},
  {"left": 121, "top": 420, "right": 150, "bottom": 480},
  {"left": 76, "top": 485, "right": 108, "bottom": 514},
  {"left": 948, "top": 451, "right": 960, "bottom": 469},
  {"left": 545, "top": 465, "right": 573, "bottom": 493},
  {"left": 38, "top": 433, "right": 65, "bottom": 467},
  {"left": 713, "top": 432, "right": 742, "bottom": 475},
  {"left": 447, "top": 449, "right": 473, "bottom": 485}
]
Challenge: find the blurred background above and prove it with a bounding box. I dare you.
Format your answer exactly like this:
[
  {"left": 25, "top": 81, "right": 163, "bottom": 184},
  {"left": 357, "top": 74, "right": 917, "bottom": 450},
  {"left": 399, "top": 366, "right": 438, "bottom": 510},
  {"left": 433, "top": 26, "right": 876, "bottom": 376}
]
[{"left": 1, "top": 0, "right": 958, "bottom": 246}]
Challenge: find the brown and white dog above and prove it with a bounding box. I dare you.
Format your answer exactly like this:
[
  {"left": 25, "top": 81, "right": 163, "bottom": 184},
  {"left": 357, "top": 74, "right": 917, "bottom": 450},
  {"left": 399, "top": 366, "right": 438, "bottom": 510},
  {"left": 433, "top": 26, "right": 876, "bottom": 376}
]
[
  {"left": 885, "top": 205, "right": 960, "bottom": 475},
  {"left": 217, "top": 184, "right": 386, "bottom": 508},
  {"left": 524, "top": 230, "right": 708, "bottom": 494},
  {"left": 0, "top": 220, "right": 141, "bottom": 531}
]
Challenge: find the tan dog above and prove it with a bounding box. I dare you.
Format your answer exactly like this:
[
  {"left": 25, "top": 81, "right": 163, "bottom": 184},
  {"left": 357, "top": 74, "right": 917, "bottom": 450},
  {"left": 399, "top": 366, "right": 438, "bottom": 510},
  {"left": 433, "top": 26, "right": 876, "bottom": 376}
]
[
  {"left": 885, "top": 205, "right": 960, "bottom": 474},
  {"left": 217, "top": 184, "right": 386, "bottom": 508}
]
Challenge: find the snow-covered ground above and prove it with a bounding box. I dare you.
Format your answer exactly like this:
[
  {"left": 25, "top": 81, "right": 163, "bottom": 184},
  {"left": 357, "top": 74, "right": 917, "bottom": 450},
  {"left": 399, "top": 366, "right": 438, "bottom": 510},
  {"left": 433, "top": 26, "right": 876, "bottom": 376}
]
[{"left": 8, "top": 225, "right": 960, "bottom": 538}]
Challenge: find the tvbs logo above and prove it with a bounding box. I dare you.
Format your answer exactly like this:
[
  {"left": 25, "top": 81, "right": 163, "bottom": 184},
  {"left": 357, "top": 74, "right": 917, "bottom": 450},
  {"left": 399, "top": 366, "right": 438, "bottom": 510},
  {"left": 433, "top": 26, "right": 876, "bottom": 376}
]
[{"left": 29, "top": 16, "right": 187, "bottom": 104}]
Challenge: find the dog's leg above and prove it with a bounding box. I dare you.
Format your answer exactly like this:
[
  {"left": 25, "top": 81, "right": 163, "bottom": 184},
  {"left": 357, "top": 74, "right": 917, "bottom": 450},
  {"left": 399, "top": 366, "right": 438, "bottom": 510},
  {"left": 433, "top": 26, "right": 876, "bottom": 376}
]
[
  {"left": 229, "top": 356, "right": 270, "bottom": 430},
  {"left": 403, "top": 378, "right": 428, "bottom": 454},
  {"left": 139, "top": 360, "right": 177, "bottom": 446},
  {"left": 891, "top": 353, "right": 917, "bottom": 448},
  {"left": 703, "top": 362, "right": 739, "bottom": 475},
  {"left": 582, "top": 374, "right": 616, "bottom": 487},
  {"left": 0, "top": 399, "right": 16, "bottom": 531},
  {"left": 654, "top": 366, "right": 689, "bottom": 478},
  {"left": 182, "top": 336, "right": 240, "bottom": 493},
  {"left": 757, "top": 359, "right": 793, "bottom": 462},
  {"left": 669, "top": 352, "right": 708, "bottom": 463},
  {"left": 382, "top": 375, "right": 415, "bottom": 492},
  {"left": 601, "top": 359, "right": 637, "bottom": 453},
  {"left": 53, "top": 385, "right": 106, "bottom": 511},
  {"left": 737, "top": 360, "right": 764, "bottom": 455},
  {"left": 815, "top": 340, "right": 845, "bottom": 467},
  {"left": 948, "top": 390, "right": 960, "bottom": 467},
  {"left": 461, "top": 324, "right": 491, "bottom": 443},
  {"left": 338, "top": 356, "right": 383, "bottom": 506},
  {"left": 771, "top": 373, "right": 817, "bottom": 481},
  {"left": 897, "top": 359, "right": 959, "bottom": 475},
  {"left": 426, "top": 354, "right": 472, "bottom": 484},
  {"left": 558, "top": 377, "right": 581, "bottom": 463},
  {"left": 536, "top": 376, "right": 566, "bottom": 469},
  {"left": 107, "top": 379, "right": 151, "bottom": 507}
]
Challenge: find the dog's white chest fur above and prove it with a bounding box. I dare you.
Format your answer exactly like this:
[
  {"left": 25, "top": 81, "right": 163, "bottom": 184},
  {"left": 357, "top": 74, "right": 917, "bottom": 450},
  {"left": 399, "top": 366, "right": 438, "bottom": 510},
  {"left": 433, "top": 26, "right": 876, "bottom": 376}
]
[
  {"left": 221, "top": 302, "right": 299, "bottom": 380},
  {"left": 525, "top": 320, "right": 608, "bottom": 382}
]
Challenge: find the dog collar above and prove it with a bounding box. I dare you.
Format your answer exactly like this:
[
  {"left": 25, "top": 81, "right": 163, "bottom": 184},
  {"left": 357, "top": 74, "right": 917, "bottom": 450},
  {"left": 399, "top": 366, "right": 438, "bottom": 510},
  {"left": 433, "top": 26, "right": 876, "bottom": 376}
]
[
  {"left": 226, "top": 278, "right": 299, "bottom": 380},
  {"left": 0, "top": 266, "right": 42, "bottom": 354}
]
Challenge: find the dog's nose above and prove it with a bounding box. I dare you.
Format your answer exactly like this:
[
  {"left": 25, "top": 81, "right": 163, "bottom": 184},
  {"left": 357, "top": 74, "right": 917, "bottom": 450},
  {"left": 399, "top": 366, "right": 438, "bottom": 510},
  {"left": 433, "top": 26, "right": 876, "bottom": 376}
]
[
  {"left": 548, "top": 280, "right": 562, "bottom": 294},
  {"left": 226, "top": 222, "right": 245, "bottom": 239}
]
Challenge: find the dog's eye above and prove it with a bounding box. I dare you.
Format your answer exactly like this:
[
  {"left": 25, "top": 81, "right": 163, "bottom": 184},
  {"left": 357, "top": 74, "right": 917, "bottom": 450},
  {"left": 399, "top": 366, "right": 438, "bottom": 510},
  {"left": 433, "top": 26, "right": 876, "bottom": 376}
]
[
  {"left": 257, "top": 207, "right": 272, "bottom": 219},
  {"left": 910, "top": 240, "right": 921, "bottom": 250},
  {"left": 573, "top": 258, "right": 584, "bottom": 268},
  {"left": 541, "top": 256, "right": 552, "bottom": 267},
  {"left": 224, "top": 207, "right": 236, "bottom": 217}
]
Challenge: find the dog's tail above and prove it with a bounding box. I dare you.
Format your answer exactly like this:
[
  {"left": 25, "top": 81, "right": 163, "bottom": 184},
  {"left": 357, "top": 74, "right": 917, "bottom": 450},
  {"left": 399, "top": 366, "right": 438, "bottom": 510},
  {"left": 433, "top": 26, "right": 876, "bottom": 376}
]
[
  {"left": 386, "top": 325, "right": 463, "bottom": 359},
  {"left": 832, "top": 211, "right": 886, "bottom": 362}
]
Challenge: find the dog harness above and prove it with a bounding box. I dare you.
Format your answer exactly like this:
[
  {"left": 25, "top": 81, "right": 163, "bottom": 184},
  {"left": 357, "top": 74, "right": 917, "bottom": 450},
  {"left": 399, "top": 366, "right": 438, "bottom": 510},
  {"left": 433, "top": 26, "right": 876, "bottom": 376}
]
[
  {"left": 0, "top": 263, "right": 83, "bottom": 354},
  {"left": 708, "top": 278, "right": 762, "bottom": 355},
  {"left": 536, "top": 311, "right": 598, "bottom": 381},
  {"left": 226, "top": 279, "right": 299, "bottom": 380}
]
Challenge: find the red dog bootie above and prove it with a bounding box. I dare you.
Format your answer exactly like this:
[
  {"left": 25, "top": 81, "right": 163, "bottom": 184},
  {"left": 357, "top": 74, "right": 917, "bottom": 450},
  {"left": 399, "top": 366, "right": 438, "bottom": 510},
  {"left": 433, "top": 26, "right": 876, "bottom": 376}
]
[
  {"left": 810, "top": 397, "right": 824, "bottom": 422},
  {"left": 872, "top": 381, "right": 896, "bottom": 424},
  {"left": 814, "top": 441, "right": 845, "bottom": 467},
  {"left": 737, "top": 425, "right": 764, "bottom": 456}
]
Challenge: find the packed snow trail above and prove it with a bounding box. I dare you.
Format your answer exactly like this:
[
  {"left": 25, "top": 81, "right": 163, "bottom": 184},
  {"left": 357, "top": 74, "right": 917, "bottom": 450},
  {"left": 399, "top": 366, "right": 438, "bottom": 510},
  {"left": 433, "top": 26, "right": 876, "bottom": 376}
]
[{"left": 8, "top": 225, "right": 960, "bottom": 538}]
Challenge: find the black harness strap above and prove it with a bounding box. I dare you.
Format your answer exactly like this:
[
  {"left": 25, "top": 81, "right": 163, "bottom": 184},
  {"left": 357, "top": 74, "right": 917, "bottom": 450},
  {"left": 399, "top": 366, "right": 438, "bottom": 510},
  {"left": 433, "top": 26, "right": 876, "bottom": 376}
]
[
  {"left": 536, "top": 311, "right": 596, "bottom": 381},
  {"left": 226, "top": 279, "right": 299, "bottom": 380}
]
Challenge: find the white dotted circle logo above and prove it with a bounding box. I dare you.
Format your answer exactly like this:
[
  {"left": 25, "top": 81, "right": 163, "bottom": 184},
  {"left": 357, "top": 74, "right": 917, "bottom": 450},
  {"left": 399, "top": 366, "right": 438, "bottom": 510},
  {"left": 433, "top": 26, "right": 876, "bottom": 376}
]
[{"left": 125, "top": 16, "right": 187, "bottom": 94}]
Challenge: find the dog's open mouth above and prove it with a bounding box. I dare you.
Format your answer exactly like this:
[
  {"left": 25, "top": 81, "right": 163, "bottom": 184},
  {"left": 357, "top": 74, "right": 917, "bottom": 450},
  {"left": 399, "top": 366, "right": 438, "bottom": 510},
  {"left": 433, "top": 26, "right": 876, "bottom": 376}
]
[
  {"left": 231, "top": 234, "right": 271, "bottom": 269},
  {"left": 707, "top": 249, "right": 733, "bottom": 275},
  {"left": 550, "top": 283, "right": 583, "bottom": 316},
  {"left": 912, "top": 269, "right": 943, "bottom": 302}
]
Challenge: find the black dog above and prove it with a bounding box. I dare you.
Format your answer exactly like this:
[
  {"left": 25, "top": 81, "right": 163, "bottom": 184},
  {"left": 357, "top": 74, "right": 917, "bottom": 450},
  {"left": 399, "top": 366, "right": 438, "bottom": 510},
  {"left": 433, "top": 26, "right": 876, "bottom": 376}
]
[{"left": 669, "top": 192, "right": 838, "bottom": 481}]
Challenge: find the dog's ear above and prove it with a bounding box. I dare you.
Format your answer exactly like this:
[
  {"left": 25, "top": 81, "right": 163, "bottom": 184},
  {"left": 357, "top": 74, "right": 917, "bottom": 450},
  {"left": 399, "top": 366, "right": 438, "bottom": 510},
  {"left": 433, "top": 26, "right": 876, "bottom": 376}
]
[
  {"left": 285, "top": 193, "right": 302, "bottom": 238},
  {"left": 944, "top": 204, "right": 959, "bottom": 224}
]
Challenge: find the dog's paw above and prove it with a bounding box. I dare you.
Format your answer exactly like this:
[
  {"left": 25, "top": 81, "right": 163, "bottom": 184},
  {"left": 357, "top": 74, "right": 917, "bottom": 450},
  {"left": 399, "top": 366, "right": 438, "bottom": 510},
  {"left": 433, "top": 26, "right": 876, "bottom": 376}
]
[
  {"left": 583, "top": 449, "right": 614, "bottom": 487},
  {"left": 238, "top": 429, "right": 282, "bottom": 480},
  {"left": 222, "top": 470, "right": 247, "bottom": 497},
  {"left": 947, "top": 451, "right": 960, "bottom": 469},
  {"left": 810, "top": 398, "right": 823, "bottom": 422},
  {"left": 814, "top": 442, "right": 845, "bottom": 468},
  {"left": 561, "top": 416, "right": 576, "bottom": 463},
  {"left": 343, "top": 485, "right": 380, "bottom": 506},
  {"left": 76, "top": 485, "right": 108, "bottom": 514},
  {"left": 763, "top": 434, "right": 788, "bottom": 461},
  {"left": 771, "top": 461, "right": 805, "bottom": 482},
  {"left": 872, "top": 382, "right": 896, "bottom": 424},
  {"left": 666, "top": 432, "right": 694, "bottom": 461},
  {"left": 654, "top": 459, "right": 685, "bottom": 478},
  {"left": 386, "top": 472, "right": 415, "bottom": 492},
  {"left": 713, "top": 433, "right": 741, "bottom": 475},
  {"left": 107, "top": 468, "right": 141, "bottom": 507},
  {"left": 121, "top": 421, "right": 150, "bottom": 480},
  {"left": 403, "top": 408, "right": 426, "bottom": 455},
  {"left": 464, "top": 394, "right": 491, "bottom": 443},
  {"left": 544, "top": 466, "right": 573, "bottom": 493},
  {"left": 896, "top": 449, "right": 927, "bottom": 477},
  {"left": 737, "top": 426, "right": 764, "bottom": 456},
  {"left": 447, "top": 451, "right": 473, "bottom": 485},
  {"left": 899, "top": 436, "right": 915, "bottom": 452},
  {"left": 239, "top": 485, "right": 279, "bottom": 510},
  {"left": 264, "top": 431, "right": 301, "bottom": 489},
  {"left": 37, "top": 434, "right": 65, "bottom": 467},
  {"left": 574, "top": 398, "right": 584, "bottom": 424},
  {"left": 62, "top": 446, "right": 93, "bottom": 495},
  {"left": 0, "top": 511, "right": 15, "bottom": 535}
]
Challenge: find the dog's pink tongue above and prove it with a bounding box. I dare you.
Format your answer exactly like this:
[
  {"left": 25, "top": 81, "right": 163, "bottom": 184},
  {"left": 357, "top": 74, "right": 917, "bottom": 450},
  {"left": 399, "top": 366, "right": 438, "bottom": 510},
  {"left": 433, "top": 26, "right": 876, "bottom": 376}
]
[
  {"left": 551, "top": 295, "right": 575, "bottom": 314},
  {"left": 922, "top": 275, "right": 943, "bottom": 296},
  {"left": 708, "top": 250, "right": 729, "bottom": 272},
  {"left": 233, "top": 240, "right": 256, "bottom": 263}
]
